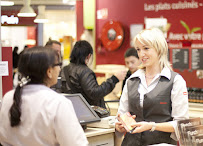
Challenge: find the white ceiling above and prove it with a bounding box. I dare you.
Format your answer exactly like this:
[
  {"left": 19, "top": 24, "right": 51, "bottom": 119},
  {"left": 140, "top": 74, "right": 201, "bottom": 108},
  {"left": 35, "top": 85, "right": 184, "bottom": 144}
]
[{"left": 3, "top": 0, "right": 77, "bottom": 6}]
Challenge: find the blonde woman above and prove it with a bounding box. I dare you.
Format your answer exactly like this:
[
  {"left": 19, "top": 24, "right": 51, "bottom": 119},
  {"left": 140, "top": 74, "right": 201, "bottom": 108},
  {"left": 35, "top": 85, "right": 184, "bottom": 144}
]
[{"left": 115, "top": 28, "right": 189, "bottom": 145}]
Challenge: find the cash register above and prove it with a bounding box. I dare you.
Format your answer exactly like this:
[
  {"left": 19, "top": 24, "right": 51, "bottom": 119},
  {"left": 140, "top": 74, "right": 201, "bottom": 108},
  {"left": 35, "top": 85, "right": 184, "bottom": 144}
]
[{"left": 62, "top": 93, "right": 101, "bottom": 130}]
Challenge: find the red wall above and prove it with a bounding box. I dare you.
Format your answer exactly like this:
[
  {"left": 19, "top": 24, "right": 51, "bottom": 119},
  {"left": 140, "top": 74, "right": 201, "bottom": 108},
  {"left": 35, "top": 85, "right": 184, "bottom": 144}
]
[
  {"left": 27, "top": 26, "right": 37, "bottom": 48},
  {"left": 78, "top": 0, "right": 203, "bottom": 88},
  {"left": 143, "top": 0, "right": 203, "bottom": 45},
  {"left": 96, "top": 0, "right": 203, "bottom": 65},
  {"left": 76, "top": 1, "right": 84, "bottom": 41},
  {"left": 2, "top": 47, "right": 13, "bottom": 96},
  {"left": 96, "top": 0, "right": 144, "bottom": 65}
]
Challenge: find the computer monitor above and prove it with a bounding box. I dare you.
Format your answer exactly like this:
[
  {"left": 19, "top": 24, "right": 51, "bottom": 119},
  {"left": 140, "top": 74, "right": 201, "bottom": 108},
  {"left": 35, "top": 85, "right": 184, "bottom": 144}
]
[{"left": 62, "top": 93, "right": 101, "bottom": 127}]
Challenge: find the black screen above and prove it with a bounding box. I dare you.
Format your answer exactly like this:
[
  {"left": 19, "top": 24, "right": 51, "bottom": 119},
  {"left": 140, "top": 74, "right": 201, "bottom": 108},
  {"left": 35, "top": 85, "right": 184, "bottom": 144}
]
[
  {"left": 63, "top": 94, "right": 100, "bottom": 125},
  {"left": 172, "top": 48, "right": 189, "bottom": 69},
  {"left": 192, "top": 49, "right": 203, "bottom": 70}
]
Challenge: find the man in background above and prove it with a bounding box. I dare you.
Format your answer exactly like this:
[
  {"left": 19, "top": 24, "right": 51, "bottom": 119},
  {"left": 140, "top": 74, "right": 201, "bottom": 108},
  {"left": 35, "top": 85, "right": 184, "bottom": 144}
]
[
  {"left": 122, "top": 47, "right": 141, "bottom": 91},
  {"left": 45, "top": 39, "right": 62, "bottom": 92},
  {"left": 45, "top": 38, "right": 62, "bottom": 56}
]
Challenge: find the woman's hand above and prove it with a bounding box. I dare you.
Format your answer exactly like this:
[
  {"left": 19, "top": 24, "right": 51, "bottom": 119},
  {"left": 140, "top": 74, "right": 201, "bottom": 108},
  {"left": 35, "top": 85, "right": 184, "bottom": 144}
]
[
  {"left": 115, "top": 114, "right": 126, "bottom": 133},
  {"left": 131, "top": 121, "right": 153, "bottom": 134},
  {"left": 115, "top": 113, "right": 136, "bottom": 133},
  {"left": 115, "top": 121, "right": 126, "bottom": 133},
  {"left": 114, "top": 70, "right": 127, "bottom": 81}
]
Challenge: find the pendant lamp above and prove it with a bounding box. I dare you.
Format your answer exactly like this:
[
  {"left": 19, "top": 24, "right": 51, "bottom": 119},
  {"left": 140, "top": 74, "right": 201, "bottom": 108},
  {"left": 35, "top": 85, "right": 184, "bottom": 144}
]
[
  {"left": 34, "top": 5, "right": 48, "bottom": 23},
  {"left": 17, "top": 0, "right": 36, "bottom": 17},
  {"left": 1, "top": 1, "right": 14, "bottom": 6}
]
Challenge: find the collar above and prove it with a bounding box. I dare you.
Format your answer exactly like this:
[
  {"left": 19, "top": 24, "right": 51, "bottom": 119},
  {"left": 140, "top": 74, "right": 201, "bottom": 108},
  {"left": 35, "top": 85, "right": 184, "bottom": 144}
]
[
  {"left": 160, "top": 67, "right": 171, "bottom": 80},
  {"left": 130, "top": 67, "right": 171, "bottom": 80},
  {"left": 23, "top": 84, "right": 50, "bottom": 90}
]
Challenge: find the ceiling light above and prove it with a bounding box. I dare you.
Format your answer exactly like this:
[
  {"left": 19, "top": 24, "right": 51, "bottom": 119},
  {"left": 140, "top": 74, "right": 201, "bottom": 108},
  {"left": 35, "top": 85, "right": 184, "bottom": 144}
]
[
  {"left": 34, "top": 5, "right": 48, "bottom": 23},
  {"left": 1, "top": 1, "right": 14, "bottom": 6},
  {"left": 17, "top": 0, "right": 36, "bottom": 17}
]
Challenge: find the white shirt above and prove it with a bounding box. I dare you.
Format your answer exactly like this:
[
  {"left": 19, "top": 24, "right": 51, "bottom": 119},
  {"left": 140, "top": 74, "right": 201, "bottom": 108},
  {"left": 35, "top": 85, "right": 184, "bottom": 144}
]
[
  {"left": 118, "top": 67, "right": 189, "bottom": 140},
  {"left": 0, "top": 85, "right": 88, "bottom": 146}
]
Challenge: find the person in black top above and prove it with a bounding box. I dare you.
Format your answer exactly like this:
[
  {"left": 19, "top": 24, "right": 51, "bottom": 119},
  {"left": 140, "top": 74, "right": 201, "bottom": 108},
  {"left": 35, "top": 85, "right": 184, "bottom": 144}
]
[
  {"left": 122, "top": 47, "right": 141, "bottom": 91},
  {"left": 12, "top": 46, "right": 19, "bottom": 69},
  {"left": 12, "top": 46, "right": 20, "bottom": 79},
  {"left": 62, "top": 40, "right": 126, "bottom": 108}
]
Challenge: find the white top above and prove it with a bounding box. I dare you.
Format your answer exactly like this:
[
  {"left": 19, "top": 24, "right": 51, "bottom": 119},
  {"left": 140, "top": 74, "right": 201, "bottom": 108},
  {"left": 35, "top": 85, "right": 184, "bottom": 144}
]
[
  {"left": 0, "top": 85, "right": 88, "bottom": 146},
  {"left": 118, "top": 67, "right": 189, "bottom": 139}
]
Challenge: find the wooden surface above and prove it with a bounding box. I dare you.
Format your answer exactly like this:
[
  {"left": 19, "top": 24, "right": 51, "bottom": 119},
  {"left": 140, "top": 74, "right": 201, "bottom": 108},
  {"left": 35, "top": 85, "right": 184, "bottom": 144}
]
[{"left": 85, "top": 127, "right": 115, "bottom": 138}]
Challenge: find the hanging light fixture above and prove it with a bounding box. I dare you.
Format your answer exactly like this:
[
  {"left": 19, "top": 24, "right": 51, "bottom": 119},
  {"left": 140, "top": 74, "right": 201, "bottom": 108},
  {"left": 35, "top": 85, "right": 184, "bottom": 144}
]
[
  {"left": 17, "top": 0, "right": 36, "bottom": 17},
  {"left": 1, "top": 1, "right": 14, "bottom": 6},
  {"left": 34, "top": 5, "right": 48, "bottom": 23}
]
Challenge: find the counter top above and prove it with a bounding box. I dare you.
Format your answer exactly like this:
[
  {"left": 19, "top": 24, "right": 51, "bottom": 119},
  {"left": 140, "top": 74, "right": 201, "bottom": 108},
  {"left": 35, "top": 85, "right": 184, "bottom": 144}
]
[
  {"left": 85, "top": 127, "right": 115, "bottom": 138},
  {"left": 188, "top": 103, "right": 203, "bottom": 123}
]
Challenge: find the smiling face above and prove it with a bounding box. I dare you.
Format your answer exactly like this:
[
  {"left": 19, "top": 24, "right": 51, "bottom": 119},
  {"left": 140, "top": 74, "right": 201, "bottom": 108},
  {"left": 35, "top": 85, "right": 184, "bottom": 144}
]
[
  {"left": 125, "top": 56, "right": 140, "bottom": 73},
  {"left": 134, "top": 28, "right": 172, "bottom": 71},
  {"left": 135, "top": 40, "right": 159, "bottom": 69}
]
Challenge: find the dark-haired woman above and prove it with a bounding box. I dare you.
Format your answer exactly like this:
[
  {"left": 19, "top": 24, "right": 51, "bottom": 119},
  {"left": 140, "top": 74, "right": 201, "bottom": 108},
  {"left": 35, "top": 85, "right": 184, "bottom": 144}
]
[
  {"left": 62, "top": 40, "right": 126, "bottom": 108},
  {"left": 0, "top": 47, "right": 88, "bottom": 146}
]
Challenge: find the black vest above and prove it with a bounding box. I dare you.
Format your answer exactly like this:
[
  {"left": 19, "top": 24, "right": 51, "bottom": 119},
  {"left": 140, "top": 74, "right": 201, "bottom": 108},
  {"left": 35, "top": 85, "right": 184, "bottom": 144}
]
[{"left": 121, "top": 71, "right": 178, "bottom": 146}]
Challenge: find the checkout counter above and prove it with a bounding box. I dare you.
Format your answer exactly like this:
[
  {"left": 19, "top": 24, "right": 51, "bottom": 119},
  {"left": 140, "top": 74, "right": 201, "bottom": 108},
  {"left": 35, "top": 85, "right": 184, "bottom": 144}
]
[
  {"left": 86, "top": 116, "right": 116, "bottom": 146},
  {"left": 85, "top": 127, "right": 115, "bottom": 146},
  {"left": 188, "top": 102, "right": 203, "bottom": 123}
]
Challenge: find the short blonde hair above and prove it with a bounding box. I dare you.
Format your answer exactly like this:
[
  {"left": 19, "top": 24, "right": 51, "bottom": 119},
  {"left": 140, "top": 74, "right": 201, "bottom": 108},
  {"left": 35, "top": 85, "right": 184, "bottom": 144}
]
[{"left": 134, "top": 28, "right": 172, "bottom": 70}]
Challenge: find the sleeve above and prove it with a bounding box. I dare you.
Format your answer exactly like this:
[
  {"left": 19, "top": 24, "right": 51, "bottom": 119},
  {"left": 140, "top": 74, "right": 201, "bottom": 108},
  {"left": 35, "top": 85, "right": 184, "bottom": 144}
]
[
  {"left": 117, "top": 84, "right": 129, "bottom": 115},
  {"left": 170, "top": 74, "right": 189, "bottom": 140},
  {"left": 122, "top": 70, "right": 131, "bottom": 92},
  {"left": 54, "top": 99, "right": 88, "bottom": 146},
  {"left": 121, "top": 78, "right": 126, "bottom": 92},
  {"left": 80, "top": 68, "right": 119, "bottom": 101},
  {"left": 115, "top": 84, "right": 129, "bottom": 137}
]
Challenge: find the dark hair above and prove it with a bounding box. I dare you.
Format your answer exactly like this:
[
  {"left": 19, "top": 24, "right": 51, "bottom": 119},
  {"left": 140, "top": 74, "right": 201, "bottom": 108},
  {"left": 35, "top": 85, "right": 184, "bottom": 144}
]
[
  {"left": 24, "top": 45, "right": 28, "bottom": 50},
  {"left": 124, "top": 47, "right": 139, "bottom": 59},
  {"left": 13, "top": 46, "right": 19, "bottom": 53},
  {"left": 45, "top": 38, "right": 61, "bottom": 47},
  {"left": 70, "top": 40, "right": 93, "bottom": 65},
  {"left": 9, "top": 46, "right": 59, "bottom": 127}
]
